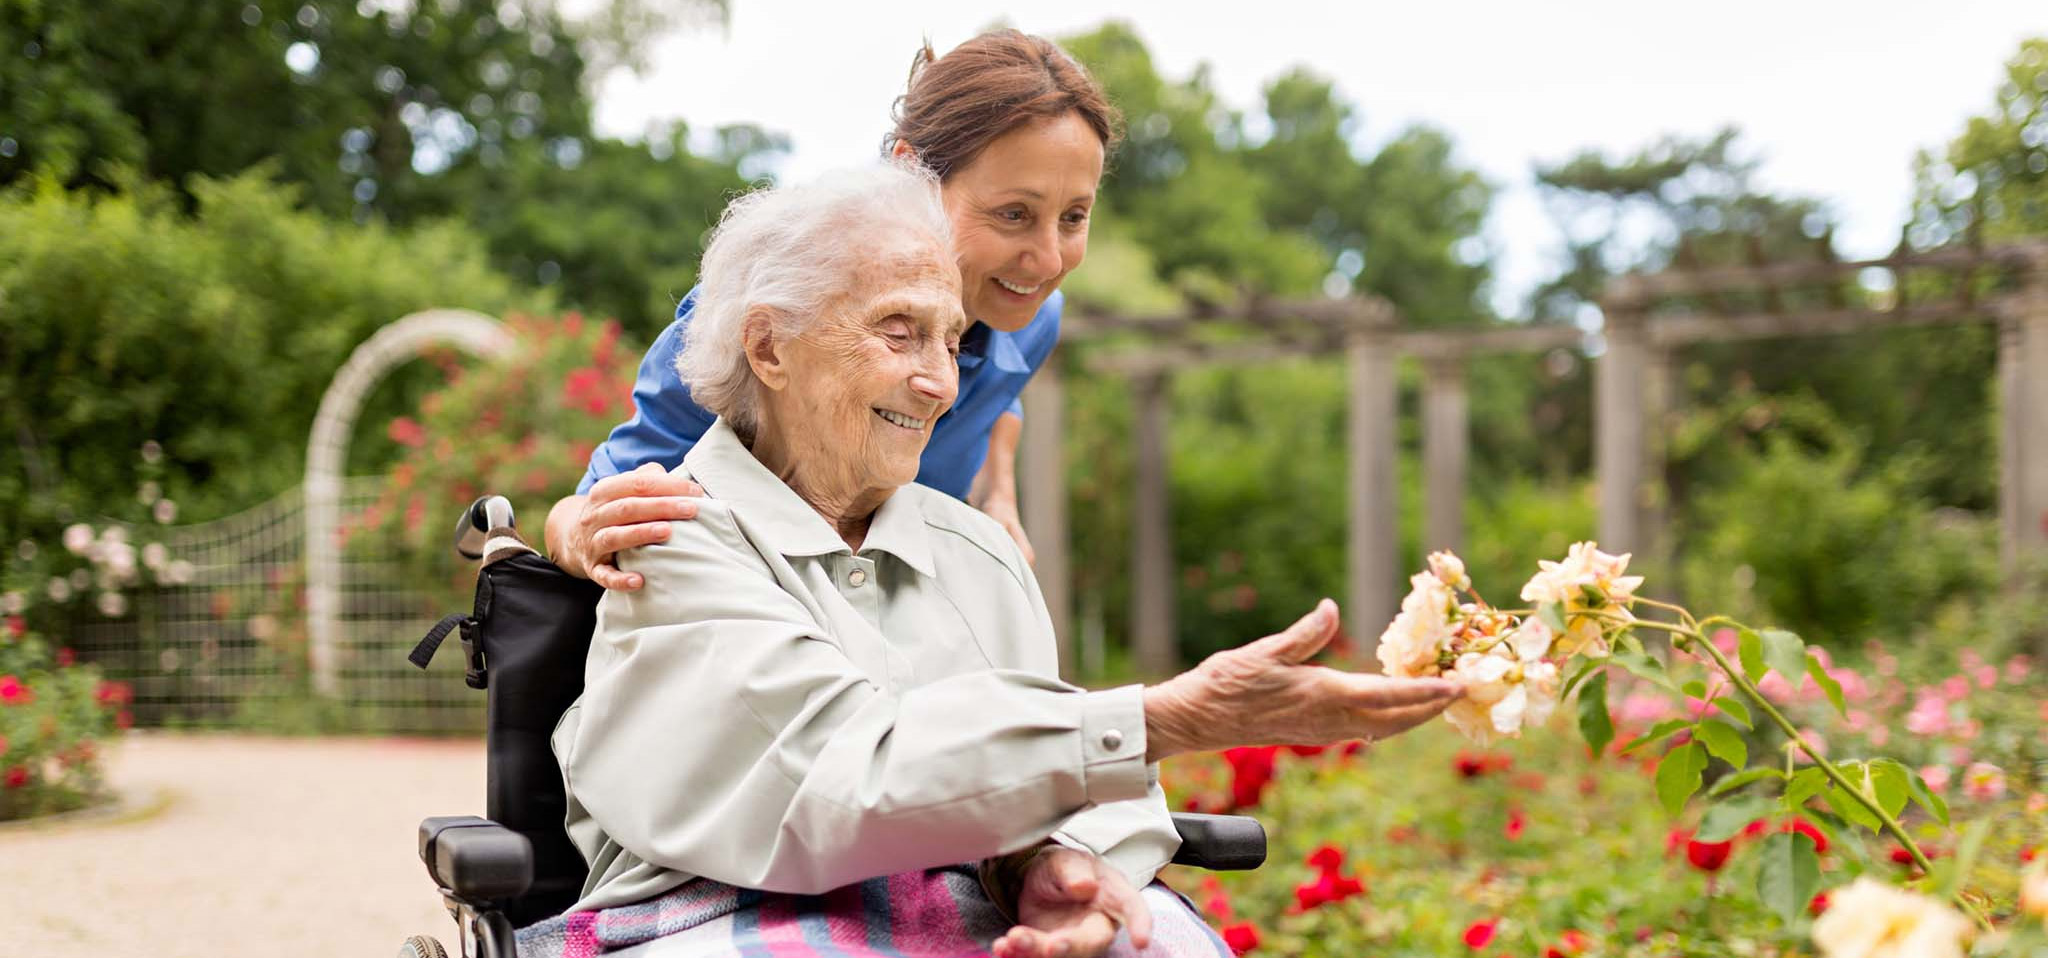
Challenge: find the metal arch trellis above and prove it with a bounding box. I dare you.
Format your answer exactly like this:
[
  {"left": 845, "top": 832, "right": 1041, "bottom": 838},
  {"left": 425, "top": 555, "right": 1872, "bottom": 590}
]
[{"left": 305, "top": 309, "right": 513, "bottom": 697}]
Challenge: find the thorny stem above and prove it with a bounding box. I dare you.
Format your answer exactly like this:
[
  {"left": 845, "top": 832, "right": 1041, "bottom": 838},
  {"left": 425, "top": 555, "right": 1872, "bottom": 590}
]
[{"left": 1624, "top": 605, "right": 1991, "bottom": 930}]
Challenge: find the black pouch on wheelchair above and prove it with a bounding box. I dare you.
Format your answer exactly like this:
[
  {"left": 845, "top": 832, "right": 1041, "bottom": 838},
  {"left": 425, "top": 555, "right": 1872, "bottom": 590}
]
[{"left": 411, "top": 530, "right": 601, "bottom": 926}]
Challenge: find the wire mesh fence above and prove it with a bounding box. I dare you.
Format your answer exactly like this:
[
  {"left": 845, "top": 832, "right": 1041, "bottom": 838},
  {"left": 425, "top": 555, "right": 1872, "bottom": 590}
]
[{"left": 71, "top": 478, "right": 484, "bottom": 733}]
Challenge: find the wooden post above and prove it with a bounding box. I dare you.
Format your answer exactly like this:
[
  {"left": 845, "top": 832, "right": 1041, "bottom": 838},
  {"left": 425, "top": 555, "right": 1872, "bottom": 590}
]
[
  {"left": 1347, "top": 326, "right": 1399, "bottom": 667},
  {"left": 1420, "top": 356, "right": 1468, "bottom": 556},
  {"left": 2001, "top": 279, "right": 2048, "bottom": 582},
  {"left": 1019, "top": 358, "right": 1072, "bottom": 678},
  {"left": 1131, "top": 372, "right": 1177, "bottom": 676},
  {"left": 1595, "top": 305, "right": 1648, "bottom": 554},
  {"left": 1641, "top": 347, "right": 1676, "bottom": 579}
]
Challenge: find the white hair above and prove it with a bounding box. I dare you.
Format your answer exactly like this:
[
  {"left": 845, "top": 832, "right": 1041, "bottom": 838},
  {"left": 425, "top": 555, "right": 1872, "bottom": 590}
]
[{"left": 676, "top": 161, "right": 953, "bottom": 437}]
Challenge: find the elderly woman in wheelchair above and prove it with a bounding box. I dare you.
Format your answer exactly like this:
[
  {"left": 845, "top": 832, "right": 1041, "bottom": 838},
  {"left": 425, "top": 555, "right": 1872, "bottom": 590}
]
[{"left": 428, "top": 162, "right": 1461, "bottom": 958}]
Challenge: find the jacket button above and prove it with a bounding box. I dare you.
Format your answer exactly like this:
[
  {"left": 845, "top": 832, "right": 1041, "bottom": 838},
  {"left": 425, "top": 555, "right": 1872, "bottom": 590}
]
[
  {"left": 1100, "top": 729, "right": 1124, "bottom": 752},
  {"left": 848, "top": 568, "right": 867, "bottom": 588}
]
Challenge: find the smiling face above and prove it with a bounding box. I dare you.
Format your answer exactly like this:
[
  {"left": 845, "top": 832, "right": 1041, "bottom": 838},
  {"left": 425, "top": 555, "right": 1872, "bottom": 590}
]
[
  {"left": 748, "top": 228, "right": 967, "bottom": 501},
  {"left": 939, "top": 111, "right": 1105, "bottom": 332}
]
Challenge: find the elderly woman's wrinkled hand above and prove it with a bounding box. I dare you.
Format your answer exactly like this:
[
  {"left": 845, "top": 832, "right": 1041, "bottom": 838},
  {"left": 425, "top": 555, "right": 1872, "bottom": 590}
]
[
  {"left": 1143, "top": 599, "right": 1464, "bottom": 760},
  {"left": 992, "top": 846, "right": 1153, "bottom": 958}
]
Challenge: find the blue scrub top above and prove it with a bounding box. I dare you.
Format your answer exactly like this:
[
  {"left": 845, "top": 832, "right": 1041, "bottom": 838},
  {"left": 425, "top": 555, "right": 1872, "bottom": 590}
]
[{"left": 577, "top": 287, "right": 1063, "bottom": 501}]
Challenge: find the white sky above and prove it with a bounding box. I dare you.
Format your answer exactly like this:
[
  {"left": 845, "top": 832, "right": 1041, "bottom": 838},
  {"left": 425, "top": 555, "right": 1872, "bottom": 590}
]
[{"left": 591, "top": 0, "right": 2046, "bottom": 317}]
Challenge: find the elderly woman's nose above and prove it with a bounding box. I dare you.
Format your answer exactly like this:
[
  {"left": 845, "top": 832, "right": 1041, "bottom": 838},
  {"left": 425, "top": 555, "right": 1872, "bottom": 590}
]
[{"left": 909, "top": 369, "right": 956, "bottom": 404}]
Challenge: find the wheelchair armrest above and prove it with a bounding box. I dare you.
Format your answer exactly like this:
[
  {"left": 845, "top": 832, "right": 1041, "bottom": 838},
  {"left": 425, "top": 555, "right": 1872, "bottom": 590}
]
[
  {"left": 1167, "top": 812, "right": 1266, "bottom": 870},
  {"left": 419, "top": 815, "right": 535, "bottom": 902}
]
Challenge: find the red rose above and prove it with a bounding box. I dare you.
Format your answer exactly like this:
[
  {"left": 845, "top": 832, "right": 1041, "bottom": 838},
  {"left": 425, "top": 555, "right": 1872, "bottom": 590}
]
[
  {"left": 0, "top": 674, "right": 30, "bottom": 706},
  {"left": 1741, "top": 818, "right": 1770, "bottom": 840},
  {"left": 54, "top": 648, "right": 75, "bottom": 668},
  {"left": 1504, "top": 808, "right": 1527, "bottom": 841},
  {"left": 3, "top": 765, "right": 28, "bottom": 788},
  {"left": 4, "top": 615, "right": 23, "bottom": 638},
  {"left": 1286, "top": 744, "right": 1328, "bottom": 757},
  {"left": 1222, "top": 746, "right": 1280, "bottom": 810},
  {"left": 1685, "top": 838, "right": 1734, "bottom": 873},
  {"left": 1783, "top": 818, "right": 1829, "bottom": 855},
  {"left": 1221, "top": 923, "right": 1260, "bottom": 956},
  {"left": 1809, "top": 891, "right": 1830, "bottom": 915},
  {"left": 1544, "top": 929, "right": 1592, "bottom": 957},
  {"left": 1292, "top": 870, "right": 1364, "bottom": 911},
  {"left": 1306, "top": 844, "right": 1345, "bottom": 874},
  {"left": 1463, "top": 919, "right": 1499, "bottom": 950}
]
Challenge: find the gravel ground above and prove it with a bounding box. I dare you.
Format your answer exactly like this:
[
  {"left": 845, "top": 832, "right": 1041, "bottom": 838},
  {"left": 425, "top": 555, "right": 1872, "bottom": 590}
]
[{"left": 2, "top": 732, "right": 487, "bottom": 958}]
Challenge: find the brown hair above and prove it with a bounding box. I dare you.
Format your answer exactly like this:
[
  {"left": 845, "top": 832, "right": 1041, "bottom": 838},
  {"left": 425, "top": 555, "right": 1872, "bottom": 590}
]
[{"left": 885, "top": 29, "right": 1122, "bottom": 180}]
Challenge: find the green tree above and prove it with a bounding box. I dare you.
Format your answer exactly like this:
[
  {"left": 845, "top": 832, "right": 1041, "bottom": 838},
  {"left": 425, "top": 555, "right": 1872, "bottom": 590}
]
[{"left": 0, "top": 172, "right": 532, "bottom": 546}]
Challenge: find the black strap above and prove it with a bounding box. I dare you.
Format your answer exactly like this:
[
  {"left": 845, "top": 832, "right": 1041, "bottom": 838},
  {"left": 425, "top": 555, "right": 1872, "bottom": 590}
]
[{"left": 410, "top": 613, "right": 472, "bottom": 671}]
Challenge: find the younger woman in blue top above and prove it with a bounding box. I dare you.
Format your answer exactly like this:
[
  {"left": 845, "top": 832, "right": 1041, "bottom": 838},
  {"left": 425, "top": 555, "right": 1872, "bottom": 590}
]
[{"left": 545, "top": 29, "right": 1112, "bottom": 588}]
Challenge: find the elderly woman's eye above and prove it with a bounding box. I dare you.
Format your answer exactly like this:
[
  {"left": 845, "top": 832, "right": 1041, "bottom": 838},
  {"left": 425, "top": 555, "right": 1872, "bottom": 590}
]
[{"left": 998, "top": 208, "right": 1028, "bottom": 224}]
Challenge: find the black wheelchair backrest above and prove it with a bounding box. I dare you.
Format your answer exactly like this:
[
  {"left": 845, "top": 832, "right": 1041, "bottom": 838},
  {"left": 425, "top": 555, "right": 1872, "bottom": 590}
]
[{"left": 412, "top": 519, "right": 601, "bottom": 927}]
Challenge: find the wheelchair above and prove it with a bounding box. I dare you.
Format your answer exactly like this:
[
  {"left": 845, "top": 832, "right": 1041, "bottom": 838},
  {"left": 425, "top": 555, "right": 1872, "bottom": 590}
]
[{"left": 400, "top": 496, "right": 1268, "bottom": 958}]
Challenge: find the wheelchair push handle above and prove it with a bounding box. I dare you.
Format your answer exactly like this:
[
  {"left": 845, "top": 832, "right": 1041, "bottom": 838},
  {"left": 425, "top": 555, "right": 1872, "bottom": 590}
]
[{"left": 454, "top": 496, "right": 517, "bottom": 560}]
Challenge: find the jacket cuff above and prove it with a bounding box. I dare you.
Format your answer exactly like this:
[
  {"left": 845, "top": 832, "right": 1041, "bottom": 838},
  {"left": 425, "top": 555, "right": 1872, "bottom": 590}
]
[{"left": 1080, "top": 685, "right": 1150, "bottom": 805}]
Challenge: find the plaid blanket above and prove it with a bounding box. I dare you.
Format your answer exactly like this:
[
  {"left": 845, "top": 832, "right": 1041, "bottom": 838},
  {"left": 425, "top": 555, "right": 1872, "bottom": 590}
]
[{"left": 514, "top": 866, "right": 1231, "bottom": 958}]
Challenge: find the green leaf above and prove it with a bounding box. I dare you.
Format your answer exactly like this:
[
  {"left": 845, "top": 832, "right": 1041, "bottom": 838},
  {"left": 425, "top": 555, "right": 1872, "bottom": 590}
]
[
  {"left": 1619, "top": 719, "right": 1692, "bottom": 754},
  {"left": 1937, "top": 819, "right": 1993, "bottom": 901},
  {"left": 1656, "top": 742, "right": 1708, "bottom": 817},
  {"left": 1576, "top": 671, "right": 1615, "bottom": 758},
  {"left": 1867, "top": 760, "right": 1911, "bottom": 820},
  {"left": 1710, "top": 767, "right": 1786, "bottom": 797},
  {"left": 1697, "top": 796, "right": 1774, "bottom": 842},
  {"left": 1558, "top": 658, "right": 1603, "bottom": 700},
  {"left": 1737, "top": 628, "right": 1767, "bottom": 683},
  {"left": 1611, "top": 646, "right": 1681, "bottom": 695},
  {"left": 1681, "top": 679, "right": 1708, "bottom": 700},
  {"left": 1756, "top": 831, "right": 1822, "bottom": 926},
  {"left": 1908, "top": 768, "right": 1951, "bottom": 826},
  {"left": 1538, "top": 602, "right": 1567, "bottom": 635},
  {"left": 1783, "top": 767, "right": 1828, "bottom": 811},
  {"left": 1760, "top": 629, "right": 1806, "bottom": 684},
  {"left": 1712, "top": 696, "right": 1753, "bottom": 729},
  {"left": 1694, "top": 719, "right": 1748, "bottom": 769},
  {"left": 1805, "top": 655, "right": 1846, "bottom": 718},
  {"left": 1824, "top": 783, "right": 1882, "bottom": 832}
]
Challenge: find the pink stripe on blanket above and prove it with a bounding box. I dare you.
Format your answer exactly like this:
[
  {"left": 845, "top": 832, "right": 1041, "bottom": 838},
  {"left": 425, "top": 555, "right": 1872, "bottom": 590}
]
[{"left": 748, "top": 893, "right": 816, "bottom": 958}]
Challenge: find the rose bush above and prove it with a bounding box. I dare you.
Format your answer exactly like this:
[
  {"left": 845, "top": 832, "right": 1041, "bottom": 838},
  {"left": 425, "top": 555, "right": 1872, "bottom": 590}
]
[
  {"left": 0, "top": 614, "right": 129, "bottom": 821},
  {"left": 1157, "top": 543, "right": 2048, "bottom": 956},
  {"left": 351, "top": 313, "right": 641, "bottom": 603}
]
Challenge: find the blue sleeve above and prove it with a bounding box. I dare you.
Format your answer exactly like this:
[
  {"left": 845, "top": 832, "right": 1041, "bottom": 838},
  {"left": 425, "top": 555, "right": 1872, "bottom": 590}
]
[{"left": 576, "top": 296, "right": 716, "bottom": 495}]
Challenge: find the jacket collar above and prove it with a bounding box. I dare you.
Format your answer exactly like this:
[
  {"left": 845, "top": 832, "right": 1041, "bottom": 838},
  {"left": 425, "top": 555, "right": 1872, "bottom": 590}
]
[{"left": 683, "top": 419, "right": 936, "bottom": 577}]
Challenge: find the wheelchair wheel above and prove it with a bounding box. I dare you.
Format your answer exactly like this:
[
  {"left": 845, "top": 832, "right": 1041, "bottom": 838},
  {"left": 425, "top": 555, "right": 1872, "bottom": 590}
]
[{"left": 397, "top": 934, "right": 449, "bottom": 958}]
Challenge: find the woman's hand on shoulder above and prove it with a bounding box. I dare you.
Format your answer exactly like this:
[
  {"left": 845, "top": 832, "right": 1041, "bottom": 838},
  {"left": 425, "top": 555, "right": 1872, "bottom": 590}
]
[
  {"left": 992, "top": 845, "right": 1151, "bottom": 958},
  {"left": 1143, "top": 599, "right": 1464, "bottom": 760},
  {"left": 548, "top": 463, "right": 704, "bottom": 590}
]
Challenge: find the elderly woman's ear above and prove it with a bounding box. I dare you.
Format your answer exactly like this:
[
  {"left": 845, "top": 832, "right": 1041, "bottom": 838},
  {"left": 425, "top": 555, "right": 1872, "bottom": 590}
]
[{"left": 741, "top": 307, "right": 793, "bottom": 392}]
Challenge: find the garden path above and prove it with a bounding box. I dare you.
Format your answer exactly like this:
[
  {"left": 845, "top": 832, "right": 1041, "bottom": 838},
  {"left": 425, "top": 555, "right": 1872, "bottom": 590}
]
[{"left": 0, "top": 732, "right": 485, "bottom": 958}]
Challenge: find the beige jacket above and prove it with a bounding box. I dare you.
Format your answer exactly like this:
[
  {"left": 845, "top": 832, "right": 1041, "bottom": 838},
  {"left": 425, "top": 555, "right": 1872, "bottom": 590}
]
[{"left": 554, "top": 419, "right": 1179, "bottom": 912}]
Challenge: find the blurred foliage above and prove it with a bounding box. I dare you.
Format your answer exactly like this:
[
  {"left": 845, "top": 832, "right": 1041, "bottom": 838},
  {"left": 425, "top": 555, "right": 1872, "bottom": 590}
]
[
  {"left": 0, "top": 0, "right": 773, "bottom": 338},
  {"left": 0, "top": 617, "right": 126, "bottom": 822},
  {"left": 0, "top": 172, "right": 530, "bottom": 547},
  {"left": 1060, "top": 22, "right": 1493, "bottom": 317},
  {"left": 1158, "top": 674, "right": 2045, "bottom": 957},
  {"left": 350, "top": 313, "right": 641, "bottom": 606},
  {"left": 1911, "top": 38, "right": 2048, "bottom": 246}
]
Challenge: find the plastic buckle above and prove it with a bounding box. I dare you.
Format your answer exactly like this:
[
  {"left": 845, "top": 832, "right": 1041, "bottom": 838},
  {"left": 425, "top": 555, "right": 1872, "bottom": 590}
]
[{"left": 460, "top": 617, "right": 488, "bottom": 690}]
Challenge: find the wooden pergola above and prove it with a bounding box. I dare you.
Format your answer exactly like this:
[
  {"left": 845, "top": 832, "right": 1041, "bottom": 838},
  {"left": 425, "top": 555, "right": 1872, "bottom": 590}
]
[{"left": 1017, "top": 239, "right": 2048, "bottom": 678}]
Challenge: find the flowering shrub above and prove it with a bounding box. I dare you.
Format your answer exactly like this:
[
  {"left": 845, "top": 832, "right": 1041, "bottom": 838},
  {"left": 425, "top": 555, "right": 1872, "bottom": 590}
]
[
  {"left": 1162, "top": 543, "right": 2048, "bottom": 957},
  {"left": 0, "top": 615, "right": 128, "bottom": 821},
  {"left": 352, "top": 313, "right": 641, "bottom": 600}
]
